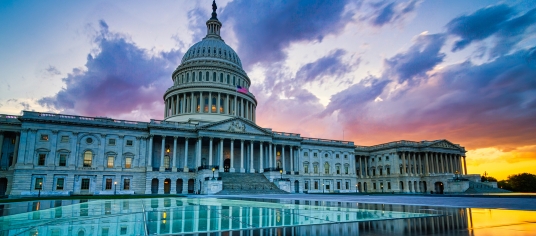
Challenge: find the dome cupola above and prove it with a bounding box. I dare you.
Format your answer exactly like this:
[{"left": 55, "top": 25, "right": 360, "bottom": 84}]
[{"left": 163, "top": 1, "right": 257, "bottom": 124}]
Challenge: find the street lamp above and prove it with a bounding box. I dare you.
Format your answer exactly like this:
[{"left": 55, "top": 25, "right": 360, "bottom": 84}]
[
  {"left": 322, "top": 183, "right": 325, "bottom": 193},
  {"left": 212, "top": 167, "right": 216, "bottom": 180},
  {"left": 355, "top": 184, "right": 358, "bottom": 193},
  {"left": 38, "top": 182, "right": 42, "bottom": 197},
  {"left": 279, "top": 169, "right": 283, "bottom": 180},
  {"left": 114, "top": 181, "right": 117, "bottom": 195}
]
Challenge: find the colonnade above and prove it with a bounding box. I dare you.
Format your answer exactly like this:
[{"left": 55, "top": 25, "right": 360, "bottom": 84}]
[
  {"left": 356, "top": 152, "right": 467, "bottom": 178},
  {"left": 164, "top": 91, "right": 256, "bottom": 122},
  {"left": 0, "top": 131, "right": 20, "bottom": 168},
  {"left": 147, "top": 135, "right": 299, "bottom": 174}
]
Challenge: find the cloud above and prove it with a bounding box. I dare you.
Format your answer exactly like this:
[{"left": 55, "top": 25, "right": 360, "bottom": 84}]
[
  {"left": 446, "top": 4, "right": 536, "bottom": 55},
  {"left": 19, "top": 102, "right": 30, "bottom": 110},
  {"left": 38, "top": 20, "right": 182, "bottom": 121},
  {"left": 221, "top": 0, "right": 356, "bottom": 67},
  {"left": 385, "top": 33, "right": 446, "bottom": 83},
  {"left": 294, "top": 49, "right": 357, "bottom": 85},
  {"left": 44, "top": 65, "right": 61, "bottom": 77},
  {"left": 365, "top": 0, "right": 421, "bottom": 27}
]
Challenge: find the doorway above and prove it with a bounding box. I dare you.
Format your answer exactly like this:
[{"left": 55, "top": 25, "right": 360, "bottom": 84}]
[
  {"left": 294, "top": 180, "right": 299, "bottom": 193},
  {"left": 0, "top": 178, "right": 7, "bottom": 196},
  {"left": 188, "top": 179, "right": 195, "bottom": 193},
  {"left": 176, "top": 179, "right": 183, "bottom": 194},
  {"left": 151, "top": 179, "right": 158, "bottom": 194},
  {"left": 164, "top": 178, "right": 171, "bottom": 194},
  {"left": 434, "top": 182, "right": 444, "bottom": 194},
  {"left": 224, "top": 159, "right": 230, "bottom": 172}
]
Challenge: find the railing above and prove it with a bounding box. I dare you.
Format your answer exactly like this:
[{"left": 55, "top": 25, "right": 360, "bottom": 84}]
[
  {"left": 272, "top": 131, "right": 301, "bottom": 138},
  {"left": 263, "top": 167, "right": 281, "bottom": 172},
  {"left": 204, "top": 177, "right": 222, "bottom": 181},
  {"left": 274, "top": 178, "right": 291, "bottom": 182},
  {"left": 21, "top": 111, "right": 147, "bottom": 128},
  {"left": 198, "top": 165, "right": 219, "bottom": 171},
  {"left": 302, "top": 137, "right": 354, "bottom": 145},
  {"left": 150, "top": 119, "right": 198, "bottom": 129}
]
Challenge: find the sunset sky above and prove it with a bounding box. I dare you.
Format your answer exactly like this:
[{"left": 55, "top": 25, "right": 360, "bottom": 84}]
[{"left": 1, "top": 0, "right": 535, "bottom": 180}]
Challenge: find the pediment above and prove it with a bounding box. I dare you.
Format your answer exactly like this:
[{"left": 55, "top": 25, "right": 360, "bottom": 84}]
[
  {"left": 428, "top": 140, "right": 461, "bottom": 150},
  {"left": 199, "top": 117, "right": 271, "bottom": 135}
]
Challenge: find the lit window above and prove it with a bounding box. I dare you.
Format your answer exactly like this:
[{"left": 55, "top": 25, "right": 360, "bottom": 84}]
[
  {"left": 59, "top": 154, "right": 67, "bottom": 166},
  {"left": 40, "top": 134, "right": 49, "bottom": 141},
  {"left": 126, "top": 140, "right": 133, "bottom": 146},
  {"left": 38, "top": 154, "right": 46, "bottom": 166},
  {"left": 123, "top": 179, "right": 130, "bottom": 190},
  {"left": 105, "top": 179, "right": 112, "bottom": 190},
  {"left": 108, "top": 139, "right": 116, "bottom": 146},
  {"left": 35, "top": 178, "right": 43, "bottom": 190},
  {"left": 83, "top": 151, "right": 92, "bottom": 167},
  {"left": 125, "top": 157, "right": 132, "bottom": 169},
  {"left": 56, "top": 178, "right": 64, "bottom": 190},
  {"left": 107, "top": 156, "right": 114, "bottom": 168}
]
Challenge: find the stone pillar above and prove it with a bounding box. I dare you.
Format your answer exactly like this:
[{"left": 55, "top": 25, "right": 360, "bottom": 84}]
[
  {"left": 160, "top": 136, "right": 166, "bottom": 171},
  {"left": 441, "top": 153, "right": 446, "bottom": 173},
  {"left": 290, "top": 146, "right": 294, "bottom": 175},
  {"left": 172, "top": 136, "right": 177, "bottom": 171},
  {"left": 219, "top": 139, "right": 224, "bottom": 172},
  {"left": 434, "top": 153, "right": 439, "bottom": 174},
  {"left": 184, "top": 138, "right": 189, "bottom": 171},
  {"left": 425, "top": 152, "right": 430, "bottom": 175},
  {"left": 209, "top": 138, "right": 213, "bottom": 166},
  {"left": 230, "top": 139, "right": 235, "bottom": 172},
  {"left": 410, "top": 152, "right": 415, "bottom": 176},
  {"left": 148, "top": 135, "right": 153, "bottom": 170},
  {"left": 250, "top": 141, "right": 255, "bottom": 173},
  {"left": 282, "top": 145, "right": 286, "bottom": 173},
  {"left": 240, "top": 140, "right": 245, "bottom": 172},
  {"left": 359, "top": 157, "right": 363, "bottom": 178},
  {"left": 217, "top": 93, "right": 221, "bottom": 113},
  {"left": 364, "top": 157, "right": 368, "bottom": 177},
  {"left": 463, "top": 156, "right": 467, "bottom": 175},
  {"left": 200, "top": 92, "right": 205, "bottom": 113},
  {"left": 12, "top": 133, "right": 20, "bottom": 166},
  {"left": 269, "top": 143, "right": 273, "bottom": 169},
  {"left": 401, "top": 152, "right": 406, "bottom": 175},
  {"left": 259, "top": 142, "right": 264, "bottom": 173},
  {"left": 273, "top": 144, "right": 277, "bottom": 169},
  {"left": 197, "top": 137, "right": 202, "bottom": 168},
  {"left": 416, "top": 153, "right": 421, "bottom": 175},
  {"left": 209, "top": 92, "right": 212, "bottom": 113}
]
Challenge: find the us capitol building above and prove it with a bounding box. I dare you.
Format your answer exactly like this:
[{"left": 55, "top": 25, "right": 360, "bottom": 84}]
[{"left": 0, "top": 2, "right": 483, "bottom": 198}]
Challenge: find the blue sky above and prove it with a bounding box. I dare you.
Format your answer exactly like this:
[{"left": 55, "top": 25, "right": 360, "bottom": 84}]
[{"left": 1, "top": 0, "right": 535, "bottom": 179}]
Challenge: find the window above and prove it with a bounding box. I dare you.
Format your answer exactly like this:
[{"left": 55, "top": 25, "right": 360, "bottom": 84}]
[
  {"left": 386, "top": 156, "right": 389, "bottom": 161},
  {"left": 337, "top": 181, "right": 341, "bottom": 190},
  {"left": 304, "top": 181, "right": 309, "bottom": 190},
  {"left": 304, "top": 165, "right": 309, "bottom": 174},
  {"left": 336, "top": 154, "right": 339, "bottom": 158},
  {"left": 86, "top": 137, "right": 93, "bottom": 144},
  {"left": 313, "top": 165, "right": 318, "bottom": 174},
  {"left": 102, "top": 228, "right": 109, "bottom": 236},
  {"left": 38, "top": 154, "right": 46, "bottom": 166},
  {"left": 56, "top": 178, "right": 64, "bottom": 190},
  {"left": 40, "top": 134, "right": 49, "bottom": 141},
  {"left": 83, "top": 151, "right": 92, "bottom": 167},
  {"left": 344, "top": 155, "right": 348, "bottom": 159},
  {"left": 124, "top": 179, "right": 130, "bottom": 190},
  {"left": 59, "top": 154, "right": 67, "bottom": 166},
  {"left": 336, "top": 166, "right": 341, "bottom": 174},
  {"left": 325, "top": 154, "right": 328, "bottom": 158},
  {"left": 126, "top": 140, "right": 133, "bottom": 146},
  {"left": 35, "top": 178, "right": 43, "bottom": 190},
  {"left": 125, "top": 157, "right": 132, "bottom": 169},
  {"left": 387, "top": 167, "right": 390, "bottom": 175},
  {"left": 388, "top": 182, "right": 391, "bottom": 189},
  {"left": 108, "top": 139, "right": 116, "bottom": 145},
  {"left": 120, "top": 226, "right": 127, "bottom": 235},
  {"left": 345, "top": 181, "right": 349, "bottom": 190},
  {"left": 61, "top": 136, "right": 69, "bottom": 142},
  {"left": 324, "top": 163, "right": 330, "bottom": 174},
  {"left": 345, "top": 166, "right": 349, "bottom": 175},
  {"left": 105, "top": 179, "right": 112, "bottom": 190},
  {"left": 379, "top": 157, "right": 382, "bottom": 161},
  {"left": 107, "top": 156, "right": 114, "bottom": 168},
  {"left": 373, "top": 183, "right": 377, "bottom": 190},
  {"left": 313, "top": 153, "right": 317, "bottom": 157},
  {"left": 314, "top": 181, "right": 319, "bottom": 189},
  {"left": 304, "top": 152, "right": 308, "bottom": 157},
  {"left": 164, "top": 156, "right": 170, "bottom": 168},
  {"left": 372, "top": 169, "right": 376, "bottom": 176}
]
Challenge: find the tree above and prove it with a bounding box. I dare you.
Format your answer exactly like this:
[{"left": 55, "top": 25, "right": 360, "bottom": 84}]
[
  {"left": 497, "top": 180, "right": 512, "bottom": 191},
  {"left": 481, "top": 176, "right": 497, "bottom": 182},
  {"left": 507, "top": 173, "right": 536, "bottom": 192}
]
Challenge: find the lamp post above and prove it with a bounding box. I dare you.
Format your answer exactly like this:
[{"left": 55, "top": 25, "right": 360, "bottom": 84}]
[
  {"left": 38, "top": 182, "right": 42, "bottom": 197},
  {"left": 280, "top": 169, "right": 283, "bottom": 180},
  {"left": 322, "top": 183, "right": 325, "bottom": 193},
  {"left": 114, "top": 181, "right": 117, "bottom": 195},
  {"left": 355, "top": 184, "right": 358, "bottom": 193},
  {"left": 212, "top": 167, "right": 215, "bottom": 180}
]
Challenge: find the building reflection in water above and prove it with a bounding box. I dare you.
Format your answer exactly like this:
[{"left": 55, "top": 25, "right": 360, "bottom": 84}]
[{"left": 0, "top": 198, "right": 473, "bottom": 236}]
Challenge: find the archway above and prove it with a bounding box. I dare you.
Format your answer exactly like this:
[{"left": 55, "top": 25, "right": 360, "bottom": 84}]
[
  {"left": 358, "top": 182, "right": 362, "bottom": 192},
  {"left": 188, "top": 179, "right": 195, "bottom": 194},
  {"left": 434, "top": 182, "right": 444, "bottom": 194},
  {"left": 151, "top": 179, "right": 158, "bottom": 194},
  {"left": 176, "top": 179, "right": 183, "bottom": 194},
  {"left": 363, "top": 182, "right": 367, "bottom": 192},
  {"left": 0, "top": 178, "right": 7, "bottom": 197},
  {"left": 408, "top": 181, "right": 412, "bottom": 192},
  {"left": 164, "top": 178, "right": 171, "bottom": 194},
  {"left": 414, "top": 181, "right": 418, "bottom": 193},
  {"left": 294, "top": 180, "right": 299, "bottom": 193},
  {"left": 224, "top": 159, "right": 230, "bottom": 172},
  {"left": 423, "top": 182, "right": 427, "bottom": 193},
  {"left": 399, "top": 181, "right": 404, "bottom": 192}
]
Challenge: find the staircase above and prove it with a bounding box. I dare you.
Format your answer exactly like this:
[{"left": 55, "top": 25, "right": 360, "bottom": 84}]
[
  {"left": 464, "top": 181, "right": 511, "bottom": 194},
  {"left": 216, "top": 172, "right": 288, "bottom": 195}
]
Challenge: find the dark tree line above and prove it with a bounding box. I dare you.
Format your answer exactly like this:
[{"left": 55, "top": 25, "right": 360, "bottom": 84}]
[{"left": 496, "top": 173, "right": 536, "bottom": 192}]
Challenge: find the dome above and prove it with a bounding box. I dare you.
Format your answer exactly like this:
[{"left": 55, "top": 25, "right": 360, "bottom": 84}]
[{"left": 181, "top": 38, "right": 243, "bottom": 68}]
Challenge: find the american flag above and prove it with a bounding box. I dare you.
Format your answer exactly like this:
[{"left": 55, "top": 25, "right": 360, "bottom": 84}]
[{"left": 236, "top": 85, "right": 248, "bottom": 94}]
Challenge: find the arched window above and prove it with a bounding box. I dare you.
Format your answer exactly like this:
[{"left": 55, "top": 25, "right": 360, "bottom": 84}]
[
  {"left": 233, "top": 76, "right": 236, "bottom": 85},
  {"left": 336, "top": 165, "right": 341, "bottom": 174},
  {"left": 227, "top": 74, "right": 230, "bottom": 84},
  {"left": 204, "top": 96, "right": 209, "bottom": 112},
  {"left": 214, "top": 72, "right": 217, "bottom": 82},
  {"left": 196, "top": 96, "right": 200, "bottom": 112},
  {"left": 186, "top": 73, "right": 189, "bottom": 82},
  {"left": 324, "top": 163, "right": 330, "bottom": 174},
  {"left": 219, "top": 98, "right": 224, "bottom": 113},
  {"left": 206, "top": 72, "right": 209, "bottom": 81},
  {"left": 221, "top": 73, "right": 224, "bottom": 83},
  {"left": 83, "top": 150, "right": 92, "bottom": 167},
  {"left": 212, "top": 97, "right": 217, "bottom": 112},
  {"left": 193, "top": 72, "right": 196, "bottom": 82},
  {"left": 313, "top": 163, "right": 318, "bottom": 174}
]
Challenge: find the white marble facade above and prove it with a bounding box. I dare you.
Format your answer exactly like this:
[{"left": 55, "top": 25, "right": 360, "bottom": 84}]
[{"left": 0, "top": 2, "right": 473, "bottom": 197}]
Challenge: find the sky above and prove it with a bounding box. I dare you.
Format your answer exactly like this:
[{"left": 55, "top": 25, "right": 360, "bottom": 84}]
[{"left": 1, "top": 0, "right": 535, "bottom": 180}]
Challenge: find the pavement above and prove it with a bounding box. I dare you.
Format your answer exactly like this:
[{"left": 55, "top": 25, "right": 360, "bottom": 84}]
[{"left": 195, "top": 193, "right": 536, "bottom": 211}]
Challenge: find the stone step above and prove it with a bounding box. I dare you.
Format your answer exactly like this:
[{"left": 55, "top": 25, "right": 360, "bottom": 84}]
[{"left": 216, "top": 172, "right": 287, "bottom": 195}]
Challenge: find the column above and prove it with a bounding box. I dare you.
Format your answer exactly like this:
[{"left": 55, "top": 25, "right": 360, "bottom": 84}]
[
  {"left": 226, "top": 94, "right": 230, "bottom": 115},
  {"left": 250, "top": 141, "right": 255, "bottom": 173},
  {"left": 273, "top": 144, "right": 277, "bottom": 169},
  {"left": 401, "top": 152, "right": 406, "bottom": 175},
  {"left": 217, "top": 93, "right": 221, "bottom": 113},
  {"left": 458, "top": 154, "right": 462, "bottom": 174},
  {"left": 172, "top": 136, "right": 177, "bottom": 171},
  {"left": 240, "top": 140, "right": 245, "bottom": 172},
  {"left": 184, "top": 138, "right": 189, "bottom": 171},
  {"left": 364, "top": 157, "right": 368, "bottom": 177},
  {"left": 282, "top": 145, "right": 286, "bottom": 173},
  {"left": 269, "top": 143, "right": 273, "bottom": 169},
  {"left": 259, "top": 142, "right": 264, "bottom": 173},
  {"left": 209, "top": 92, "right": 212, "bottom": 113},
  {"left": 230, "top": 139, "right": 235, "bottom": 172},
  {"left": 234, "top": 95, "right": 237, "bottom": 116},
  {"left": 209, "top": 138, "right": 213, "bottom": 166},
  {"left": 434, "top": 153, "right": 439, "bottom": 174},
  {"left": 290, "top": 146, "right": 294, "bottom": 175},
  {"left": 219, "top": 139, "right": 224, "bottom": 172},
  {"left": 359, "top": 157, "right": 363, "bottom": 178},
  {"left": 448, "top": 154, "right": 453, "bottom": 173},
  {"left": 411, "top": 152, "right": 415, "bottom": 176},
  {"left": 12, "top": 133, "right": 20, "bottom": 166},
  {"left": 148, "top": 135, "right": 154, "bottom": 170},
  {"left": 197, "top": 137, "right": 202, "bottom": 168},
  {"left": 417, "top": 153, "right": 422, "bottom": 175},
  {"left": 463, "top": 156, "right": 467, "bottom": 175},
  {"left": 425, "top": 152, "right": 430, "bottom": 175},
  {"left": 441, "top": 153, "right": 446, "bottom": 173},
  {"left": 160, "top": 136, "right": 166, "bottom": 171}
]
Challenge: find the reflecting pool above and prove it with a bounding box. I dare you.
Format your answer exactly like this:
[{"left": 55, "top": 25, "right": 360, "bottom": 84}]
[{"left": 0, "top": 197, "right": 534, "bottom": 235}]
